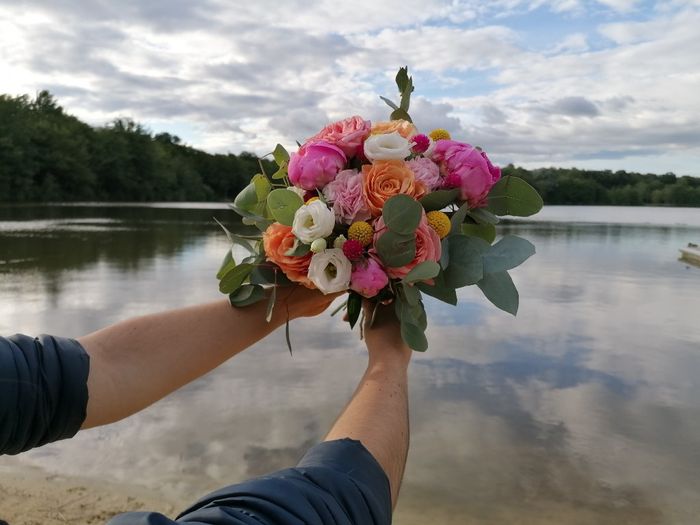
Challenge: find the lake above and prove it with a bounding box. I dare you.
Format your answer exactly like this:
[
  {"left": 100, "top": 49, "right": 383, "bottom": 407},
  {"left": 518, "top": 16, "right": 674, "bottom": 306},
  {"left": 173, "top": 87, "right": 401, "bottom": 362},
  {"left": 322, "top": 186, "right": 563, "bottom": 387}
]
[{"left": 1, "top": 204, "right": 699, "bottom": 524}]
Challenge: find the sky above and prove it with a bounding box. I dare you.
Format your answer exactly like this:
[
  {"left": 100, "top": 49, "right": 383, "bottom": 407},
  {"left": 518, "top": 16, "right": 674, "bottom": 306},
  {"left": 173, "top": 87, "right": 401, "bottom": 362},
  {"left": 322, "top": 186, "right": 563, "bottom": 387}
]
[{"left": 1, "top": 0, "right": 698, "bottom": 175}]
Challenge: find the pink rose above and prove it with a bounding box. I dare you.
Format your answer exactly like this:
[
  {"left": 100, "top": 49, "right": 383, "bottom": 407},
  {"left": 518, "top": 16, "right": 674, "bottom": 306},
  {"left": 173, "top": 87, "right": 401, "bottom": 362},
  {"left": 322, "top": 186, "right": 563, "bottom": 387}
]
[
  {"left": 350, "top": 258, "right": 389, "bottom": 298},
  {"left": 308, "top": 116, "right": 371, "bottom": 158},
  {"left": 407, "top": 157, "right": 442, "bottom": 191},
  {"left": 371, "top": 211, "right": 442, "bottom": 280},
  {"left": 432, "top": 140, "right": 501, "bottom": 208},
  {"left": 288, "top": 141, "right": 347, "bottom": 190},
  {"left": 322, "top": 169, "right": 371, "bottom": 225}
]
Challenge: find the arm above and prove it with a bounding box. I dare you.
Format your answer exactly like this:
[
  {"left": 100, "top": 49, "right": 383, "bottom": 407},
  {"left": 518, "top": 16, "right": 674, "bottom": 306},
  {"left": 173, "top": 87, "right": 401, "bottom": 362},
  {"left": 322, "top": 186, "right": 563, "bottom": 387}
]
[
  {"left": 80, "top": 286, "right": 338, "bottom": 429},
  {"left": 324, "top": 303, "right": 412, "bottom": 509}
]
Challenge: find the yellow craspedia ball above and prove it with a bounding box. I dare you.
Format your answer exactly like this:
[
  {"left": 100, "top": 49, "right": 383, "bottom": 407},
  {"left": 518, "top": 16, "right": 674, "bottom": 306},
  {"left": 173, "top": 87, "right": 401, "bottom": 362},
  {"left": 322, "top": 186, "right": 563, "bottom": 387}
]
[
  {"left": 348, "top": 221, "right": 373, "bottom": 246},
  {"left": 429, "top": 128, "right": 451, "bottom": 141},
  {"left": 426, "top": 211, "right": 451, "bottom": 239}
]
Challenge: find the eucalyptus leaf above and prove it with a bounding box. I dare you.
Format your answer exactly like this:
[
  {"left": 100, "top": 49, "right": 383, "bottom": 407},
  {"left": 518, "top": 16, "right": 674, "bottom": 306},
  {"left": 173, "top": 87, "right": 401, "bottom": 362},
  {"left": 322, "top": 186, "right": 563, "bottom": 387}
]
[
  {"left": 219, "top": 263, "right": 253, "bottom": 294},
  {"left": 420, "top": 189, "right": 460, "bottom": 212},
  {"left": 233, "top": 182, "right": 259, "bottom": 215},
  {"left": 250, "top": 264, "right": 292, "bottom": 286},
  {"left": 285, "top": 316, "right": 293, "bottom": 355},
  {"left": 443, "top": 235, "right": 489, "bottom": 288},
  {"left": 461, "top": 222, "right": 497, "bottom": 243},
  {"left": 375, "top": 231, "right": 416, "bottom": 267},
  {"left": 229, "top": 284, "right": 266, "bottom": 307},
  {"left": 266, "top": 282, "right": 277, "bottom": 322},
  {"left": 379, "top": 96, "right": 399, "bottom": 111},
  {"left": 252, "top": 174, "right": 272, "bottom": 202},
  {"left": 271, "top": 165, "right": 288, "bottom": 180},
  {"left": 272, "top": 143, "right": 290, "bottom": 166},
  {"left": 267, "top": 188, "right": 303, "bottom": 226},
  {"left": 403, "top": 261, "right": 440, "bottom": 284},
  {"left": 417, "top": 276, "right": 458, "bottom": 305},
  {"left": 396, "top": 66, "right": 410, "bottom": 94},
  {"left": 217, "top": 249, "right": 236, "bottom": 280},
  {"left": 467, "top": 208, "right": 500, "bottom": 225},
  {"left": 383, "top": 195, "right": 422, "bottom": 234},
  {"left": 482, "top": 235, "right": 536, "bottom": 274},
  {"left": 440, "top": 238, "right": 450, "bottom": 269},
  {"left": 390, "top": 108, "right": 412, "bottom": 123},
  {"left": 401, "top": 281, "right": 421, "bottom": 305},
  {"left": 284, "top": 238, "right": 311, "bottom": 257},
  {"left": 486, "top": 176, "right": 544, "bottom": 217},
  {"left": 477, "top": 271, "right": 519, "bottom": 315},
  {"left": 450, "top": 201, "right": 471, "bottom": 234},
  {"left": 347, "top": 292, "right": 362, "bottom": 329},
  {"left": 400, "top": 319, "right": 428, "bottom": 352}
]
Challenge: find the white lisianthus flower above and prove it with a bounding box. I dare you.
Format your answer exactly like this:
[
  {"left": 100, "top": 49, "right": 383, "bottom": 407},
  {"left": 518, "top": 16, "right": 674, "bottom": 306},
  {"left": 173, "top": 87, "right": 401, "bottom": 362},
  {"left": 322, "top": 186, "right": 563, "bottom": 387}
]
[
  {"left": 292, "top": 200, "right": 335, "bottom": 244},
  {"left": 308, "top": 248, "right": 352, "bottom": 294},
  {"left": 363, "top": 131, "right": 412, "bottom": 161}
]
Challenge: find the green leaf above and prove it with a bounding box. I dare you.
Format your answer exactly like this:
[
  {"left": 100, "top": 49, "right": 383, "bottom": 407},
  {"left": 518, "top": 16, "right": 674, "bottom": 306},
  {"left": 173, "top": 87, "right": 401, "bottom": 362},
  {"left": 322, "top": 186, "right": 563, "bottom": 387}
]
[
  {"left": 375, "top": 231, "right": 416, "bottom": 267},
  {"left": 347, "top": 292, "right": 362, "bottom": 329},
  {"left": 396, "top": 67, "right": 410, "bottom": 94},
  {"left": 417, "top": 275, "right": 458, "bottom": 305},
  {"left": 379, "top": 96, "right": 399, "bottom": 111},
  {"left": 461, "top": 222, "right": 496, "bottom": 243},
  {"left": 272, "top": 144, "right": 290, "bottom": 166},
  {"left": 403, "top": 261, "right": 440, "bottom": 284},
  {"left": 401, "top": 281, "right": 421, "bottom": 305},
  {"left": 285, "top": 316, "right": 293, "bottom": 355},
  {"left": 486, "top": 176, "right": 544, "bottom": 217},
  {"left": 229, "top": 284, "right": 266, "bottom": 307},
  {"left": 440, "top": 238, "right": 450, "bottom": 269},
  {"left": 250, "top": 264, "right": 292, "bottom": 286},
  {"left": 217, "top": 249, "right": 236, "bottom": 280},
  {"left": 467, "top": 208, "right": 500, "bottom": 225},
  {"left": 267, "top": 188, "right": 303, "bottom": 226},
  {"left": 443, "top": 235, "right": 489, "bottom": 288},
  {"left": 233, "top": 182, "right": 259, "bottom": 215},
  {"left": 266, "top": 282, "right": 277, "bottom": 322},
  {"left": 219, "top": 263, "right": 253, "bottom": 294},
  {"left": 400, "top": 319, "right": 428, "bottom": 352},
  {"left": 390, "top": 108, "right": 412, "bottom": 122},
  {"left": 477, "top": 271, "right": 519, "bottom": 315},
  {"left": 383, "top": 194, "right": 422, "bottom": 234},
  {"left": 450, "top": 201, "right": 471, "bottom": 234},
  {"left": 284, "top": 238, "right": 311, "bottom": 256},
  {"left": 252, "top": 174, "right": 272, "bottom": 202},
  {"left": 420, "top": 189, "right": 460, "bottom": 212},
  {"left": 271, "top": 165, "right": 288, "bottom": 180},
  {"left": 482, "top": 235, "right": 536, "bottom": 274}
]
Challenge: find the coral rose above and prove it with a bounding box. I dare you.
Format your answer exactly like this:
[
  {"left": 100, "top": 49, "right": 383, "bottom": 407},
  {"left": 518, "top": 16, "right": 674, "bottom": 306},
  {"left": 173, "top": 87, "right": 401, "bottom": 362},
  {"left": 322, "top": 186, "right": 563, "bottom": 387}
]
[
  {"left": 308, "top": 115, "right": 371, "bottom": 158},
  {"left": 263, "top": 223, "right": 314, "bottom": 288},
  {"left": 370, "top": 119, "right": 418, "bottom": 139},
  {"left": 362, "top": 160, "right": 426, "bottom": 216},
  {"left": 432, "top": 140, "right": 501, "bottom": 208},
  {"left": 371, "top": 212, "right": 442, "bottom": 280}
]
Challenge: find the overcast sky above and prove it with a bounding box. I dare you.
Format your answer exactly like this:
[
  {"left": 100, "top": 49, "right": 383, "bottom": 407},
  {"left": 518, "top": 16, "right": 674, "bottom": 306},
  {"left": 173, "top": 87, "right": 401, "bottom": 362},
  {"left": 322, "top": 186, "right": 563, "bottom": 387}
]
[{"left": 1, "top": 0, "right": 698, "bottom": 174}]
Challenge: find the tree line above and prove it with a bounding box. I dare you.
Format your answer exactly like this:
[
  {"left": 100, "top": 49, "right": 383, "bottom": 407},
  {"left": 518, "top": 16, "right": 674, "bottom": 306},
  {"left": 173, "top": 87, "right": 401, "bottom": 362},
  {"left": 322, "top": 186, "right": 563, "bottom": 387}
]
[{"left": 1, "top": 91, "right": 698, "bottom": 206}]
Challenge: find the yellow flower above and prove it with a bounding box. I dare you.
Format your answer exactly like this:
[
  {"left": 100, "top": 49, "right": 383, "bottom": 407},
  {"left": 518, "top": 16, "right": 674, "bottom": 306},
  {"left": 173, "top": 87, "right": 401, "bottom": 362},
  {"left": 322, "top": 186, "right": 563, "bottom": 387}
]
[
  {"left": 348, "top": 221, "right": 373, "bottom": 246},
  {"left": 429, "top": 129, "right": 451, "bottom": 141},
  {"left": 426, "top": 211, "right": 451, "bottom": 239}
]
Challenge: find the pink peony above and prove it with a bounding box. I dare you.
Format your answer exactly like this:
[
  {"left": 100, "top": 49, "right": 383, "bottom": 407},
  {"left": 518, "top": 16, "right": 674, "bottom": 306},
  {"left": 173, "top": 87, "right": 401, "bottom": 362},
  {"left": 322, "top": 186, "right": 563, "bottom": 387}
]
[
  {"left": 350, "top": 258, "right": 389, "bottom": 298},
  {"left": 407, "top": 157, "right": 442, "bottom": 192},
  {"left": 288, "top": 141, "right": 347, "bottom": 191},
  {"left": 432, "top": 140, "right": 501, "bottom": 208},
  {"left": 308, "top": 115, "right": 371, "bottom": 158},
  {"left": 370, "top": 211, "right": 442, "bottom": 280},
  {"left": 322, "top": 169, "right": 371, "bottom": 224}
]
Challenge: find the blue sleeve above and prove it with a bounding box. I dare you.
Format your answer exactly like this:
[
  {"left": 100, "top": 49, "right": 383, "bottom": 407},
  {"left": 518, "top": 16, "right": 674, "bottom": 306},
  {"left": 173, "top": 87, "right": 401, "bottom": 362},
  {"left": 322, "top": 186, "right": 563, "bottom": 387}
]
[
  {"left": 0, "top": 334, "right": 90, "bottom": 455},
  {"left": 107, "top": 439, "right": 392, "bottom": 525}
]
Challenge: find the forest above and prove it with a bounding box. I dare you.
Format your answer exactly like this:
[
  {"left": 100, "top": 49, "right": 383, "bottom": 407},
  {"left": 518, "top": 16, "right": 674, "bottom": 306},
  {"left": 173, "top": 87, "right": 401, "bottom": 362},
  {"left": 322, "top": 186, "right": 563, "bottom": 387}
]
[{"left": 1, "top": 91, "right": 699, "bottom": 206}]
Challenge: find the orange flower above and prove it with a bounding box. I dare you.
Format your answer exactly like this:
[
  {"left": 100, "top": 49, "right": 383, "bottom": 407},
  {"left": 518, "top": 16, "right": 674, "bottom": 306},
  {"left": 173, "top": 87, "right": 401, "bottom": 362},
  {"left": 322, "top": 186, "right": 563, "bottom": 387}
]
[
  {"left": 263, "top": 223, "right": 315, "bottom": 288},
  {"left": 362, "top": 160, "right": 426, "bottom": 216},
  {"left": 370, "top": 120, "right": 418, "bottom": 139}
]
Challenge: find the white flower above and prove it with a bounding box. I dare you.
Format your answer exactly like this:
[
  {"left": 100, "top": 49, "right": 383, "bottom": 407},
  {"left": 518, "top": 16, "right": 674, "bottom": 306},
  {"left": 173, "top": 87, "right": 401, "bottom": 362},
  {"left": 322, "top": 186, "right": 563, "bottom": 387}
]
[
  {"left": 308, "top": 248, "right": 352, "bottom": 294},
  {"left": 424, "top": 137, "right": 436, "bottom": 158},
  {"left": 310, "top": 238, "right": 327, "bottom": 253},
  {"left": 333, "top": 234, "right": 347, "bottom": 249},
  {"left": 292, "top": 200, "right": 335, "bottom": 244},
  {"left": 363, "top": 131, "right": 412, "bottom": 161}
]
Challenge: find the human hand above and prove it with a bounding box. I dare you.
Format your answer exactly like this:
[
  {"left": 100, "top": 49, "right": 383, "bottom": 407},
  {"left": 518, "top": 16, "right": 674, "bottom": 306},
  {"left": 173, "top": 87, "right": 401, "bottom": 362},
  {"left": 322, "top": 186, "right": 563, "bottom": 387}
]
[
  {"left": 277, "top": 285, "right": 344, "bottom": 320},
  {"left": 362, "top": 301, "right": 412, "bottom": 367}
]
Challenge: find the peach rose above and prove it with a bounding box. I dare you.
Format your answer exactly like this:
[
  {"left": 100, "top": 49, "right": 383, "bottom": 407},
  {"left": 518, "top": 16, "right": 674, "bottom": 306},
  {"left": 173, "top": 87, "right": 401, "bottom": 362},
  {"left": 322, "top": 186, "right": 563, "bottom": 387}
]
[
  {"left": 370, "top": 119, "right": 418, "bottom": 139},
  {"left": 362, "top": 160, "right": 426, "bottom": 216},
  {"left": 263, "top": 223, "right": 314, "bottom": 288}
]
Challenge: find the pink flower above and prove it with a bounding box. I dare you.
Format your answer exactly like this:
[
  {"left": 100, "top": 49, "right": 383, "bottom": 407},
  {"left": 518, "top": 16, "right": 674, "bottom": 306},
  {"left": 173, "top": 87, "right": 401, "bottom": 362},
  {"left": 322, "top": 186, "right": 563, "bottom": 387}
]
[
  {"left": 371, "top": 211, "right": 442, "bottom": 280},
  {"left": 322, "top": 169, "right": 371, "bottom": 224},
  {"left": 308, "top": 116, "right": 371, "bottom": 158},
  {"left": 432, "top": 140, "right": 501, "bottom": 208},
  {"left": 350, "top": 258, "right": 389, "bottom": 298},
  {"left": 288, "top": 141, "right": 347, "bottom": 191},
  {"left": 407, "top": 157, "right": 442, "bottom": 192},
  {"left": 411, "top": 133, "right": 430, "bottom": 154}
]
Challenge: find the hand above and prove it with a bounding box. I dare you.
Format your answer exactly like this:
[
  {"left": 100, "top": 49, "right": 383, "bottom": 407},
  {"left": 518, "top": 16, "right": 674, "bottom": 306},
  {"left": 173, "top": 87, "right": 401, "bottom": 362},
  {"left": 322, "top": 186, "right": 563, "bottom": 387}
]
[
  {"left": 362, "top": 301, "right": 412, "bottom": 366},
  {"left": 277, "top": 286, "right": 344, "bottom": 320}
]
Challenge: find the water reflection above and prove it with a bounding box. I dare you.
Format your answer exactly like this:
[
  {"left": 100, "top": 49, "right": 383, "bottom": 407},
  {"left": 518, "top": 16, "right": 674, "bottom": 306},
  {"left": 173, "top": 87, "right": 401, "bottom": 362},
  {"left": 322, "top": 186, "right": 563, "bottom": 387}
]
[{"left": 1, "top": 204, "right": 699, "bottom": 524}]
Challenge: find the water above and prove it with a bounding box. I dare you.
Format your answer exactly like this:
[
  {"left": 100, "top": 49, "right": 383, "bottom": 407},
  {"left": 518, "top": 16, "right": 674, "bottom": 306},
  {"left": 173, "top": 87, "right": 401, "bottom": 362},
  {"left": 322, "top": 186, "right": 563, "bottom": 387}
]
[{"left": 1, "top": 204, "right": 699, "bottom": 524}]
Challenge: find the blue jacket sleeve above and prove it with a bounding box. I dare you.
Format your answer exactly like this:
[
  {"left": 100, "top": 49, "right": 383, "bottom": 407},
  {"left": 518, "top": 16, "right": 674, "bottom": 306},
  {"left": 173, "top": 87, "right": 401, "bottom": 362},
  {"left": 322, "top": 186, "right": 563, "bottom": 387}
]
[
  {"left": 0, "top": 334, "right": 90, "bottom": 455},
  {"left": 107, "top": 439, "right": 392, "bottom": 525}
]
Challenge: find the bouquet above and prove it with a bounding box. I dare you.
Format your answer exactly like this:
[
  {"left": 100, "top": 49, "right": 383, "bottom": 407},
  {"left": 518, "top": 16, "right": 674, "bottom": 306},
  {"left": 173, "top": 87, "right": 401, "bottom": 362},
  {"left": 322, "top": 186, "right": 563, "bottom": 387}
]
[{"left": 217, "top": 67, "right": 543, "bottom": 351}]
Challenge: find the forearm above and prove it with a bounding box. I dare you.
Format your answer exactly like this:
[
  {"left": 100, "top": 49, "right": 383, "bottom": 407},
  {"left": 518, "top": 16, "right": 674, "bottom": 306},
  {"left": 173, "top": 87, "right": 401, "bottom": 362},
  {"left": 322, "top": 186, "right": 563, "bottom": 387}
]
[
  {"left": 325, "top": 350, "right": 411, "bottom": 508},
  {"left": 79, "top": 290, "right": 297, "bottom": 429}
]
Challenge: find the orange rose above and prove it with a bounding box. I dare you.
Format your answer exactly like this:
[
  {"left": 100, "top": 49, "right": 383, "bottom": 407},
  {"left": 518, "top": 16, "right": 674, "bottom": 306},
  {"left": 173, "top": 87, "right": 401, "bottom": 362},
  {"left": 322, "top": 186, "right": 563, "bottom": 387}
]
[
  {"left": 362, "top": 160, "right": 426, "bottom": 216},
  {"left": 263, "top": 223, "right": 315, "bottom": 288},
  {"left": 370, "top": 120, "right": 418, "bottom": 139}
]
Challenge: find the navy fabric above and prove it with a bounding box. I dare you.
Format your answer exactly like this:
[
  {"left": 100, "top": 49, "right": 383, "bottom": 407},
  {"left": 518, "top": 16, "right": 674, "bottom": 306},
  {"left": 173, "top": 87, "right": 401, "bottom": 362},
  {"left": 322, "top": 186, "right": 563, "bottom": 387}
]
[
  {"left": 107, "top": 439, "right": 392, "bottom": 525},
  {"left": 0, "top": 334, "right": 90, "bottom": 455}
]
